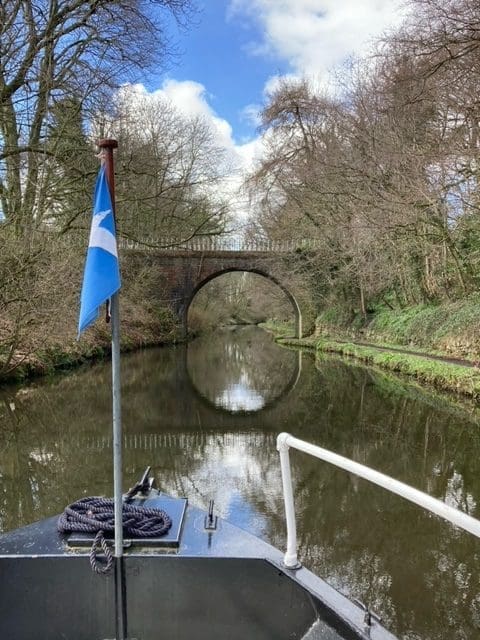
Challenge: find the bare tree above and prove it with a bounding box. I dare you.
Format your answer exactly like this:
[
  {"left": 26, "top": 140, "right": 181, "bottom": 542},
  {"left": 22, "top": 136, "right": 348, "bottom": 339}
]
[
  {"left": 0, "top": 0, "right": 193, "bottom": 236},
  {"left": 102, "top": 90, "right": 231, "bottom": 244}
]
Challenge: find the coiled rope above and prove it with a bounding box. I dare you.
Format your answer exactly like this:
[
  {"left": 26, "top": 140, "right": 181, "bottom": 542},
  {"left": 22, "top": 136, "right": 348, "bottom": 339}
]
[{"left": 58, "top": 497, "right": 172, "bottom": 574}]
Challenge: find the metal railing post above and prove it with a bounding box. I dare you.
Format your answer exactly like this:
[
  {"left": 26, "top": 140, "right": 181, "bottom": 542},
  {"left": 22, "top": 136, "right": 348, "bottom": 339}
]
[{"left": 277, "top": 433, "right": 300, "bottom": 568}]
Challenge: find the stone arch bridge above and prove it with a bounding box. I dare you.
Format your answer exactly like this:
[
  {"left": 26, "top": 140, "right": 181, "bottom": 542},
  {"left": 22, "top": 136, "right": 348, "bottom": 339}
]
[{"left": 122, "top": 238, "right": 315, "bottom": 338}]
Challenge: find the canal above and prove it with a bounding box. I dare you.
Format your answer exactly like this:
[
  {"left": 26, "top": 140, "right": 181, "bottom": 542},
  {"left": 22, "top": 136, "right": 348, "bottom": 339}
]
[{"left": 1, "top": 325, "right": 480, "bottom": 639}]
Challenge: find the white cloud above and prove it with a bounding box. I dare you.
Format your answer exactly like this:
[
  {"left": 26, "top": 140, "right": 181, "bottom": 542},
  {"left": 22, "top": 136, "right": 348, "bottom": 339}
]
[
  {"left": 151, "top": 80, "right": 265, "bottom": 218},
  {"left": 240, "top": 103, "right": 263, "bottom": 128},
  {"left": 116, "top": 81, "right": 265, "bottom": 221},
  {"left": 227, "top": 1, "right": 407, "bottom": 223},
  {"left": 263, "top": 73, "right": 300, "bottom": 97},
  {"left": 120, "top": 80, "right": 235, "bottom": 153},
  {"left": 151, "top": 79, "right": 260, "bottom": 169},
  {"left": 230, "top": 0, "right": 406, "bottom": 81}
]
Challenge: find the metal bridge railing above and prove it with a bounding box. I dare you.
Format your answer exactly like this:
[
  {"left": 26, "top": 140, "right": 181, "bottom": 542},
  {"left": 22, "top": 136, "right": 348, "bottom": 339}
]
[
  {"left": 117, "top": 237, "right": 318, "bottom": 253},
  {"left": 8, "top": 231, "right": 317, "bottom": 254},
  {"left": 276, "top": 432, "right": 480, "bottom": 569}
]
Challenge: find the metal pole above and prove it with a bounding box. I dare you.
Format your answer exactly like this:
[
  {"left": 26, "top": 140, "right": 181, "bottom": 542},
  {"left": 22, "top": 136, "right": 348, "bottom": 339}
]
[
  {"left": 111, "top": 290, "right": 123, "bottom": 557},
  {"left": 97, "top": 139, "right": 126, "bottom": 640},
  {"left": 97, "top": 138, "right": 123, "bottom": 557}
]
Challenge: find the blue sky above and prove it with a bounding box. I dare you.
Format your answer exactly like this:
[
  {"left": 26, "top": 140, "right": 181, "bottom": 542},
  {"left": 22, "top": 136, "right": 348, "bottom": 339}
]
[{"left": 161, "top": 0, "right": 286, "bottom": 142}]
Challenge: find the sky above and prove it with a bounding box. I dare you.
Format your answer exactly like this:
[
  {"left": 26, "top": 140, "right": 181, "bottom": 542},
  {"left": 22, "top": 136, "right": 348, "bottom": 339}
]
[{"left": 131, "top": 0, "right": 409, "bottom": 215}]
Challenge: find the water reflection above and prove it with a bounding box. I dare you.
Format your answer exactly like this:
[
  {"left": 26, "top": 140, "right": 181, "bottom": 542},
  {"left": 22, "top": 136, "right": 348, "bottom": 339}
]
[
  {"left": 1, "top": 328, "right": 480, "bottom": 638},
  {"left": 186, "top": 326, "right": 301, "bottom": 412},
  {"left": 218, "top": 379, "right": 265, "bottom": 411}
]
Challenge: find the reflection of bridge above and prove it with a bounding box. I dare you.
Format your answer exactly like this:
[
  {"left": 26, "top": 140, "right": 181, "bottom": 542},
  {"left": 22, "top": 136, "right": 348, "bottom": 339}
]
[
  {"left": 188, "top": 349, "right": 303, "bottom": 414},
  {"left": 122, "top": 239, "right": 315, "bottom": 338},
  {"left": 78, "top": 431, "right": 278, "bottom": 451}
]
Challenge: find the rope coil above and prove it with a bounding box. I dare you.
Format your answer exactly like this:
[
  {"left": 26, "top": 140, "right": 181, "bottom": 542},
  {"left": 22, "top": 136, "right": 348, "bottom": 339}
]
[
  {"left": 58, "top": 496, "right": 172, "bottom": 574},
  {"left": 90, "top": 529, "right": 113, "bottom": 574}
]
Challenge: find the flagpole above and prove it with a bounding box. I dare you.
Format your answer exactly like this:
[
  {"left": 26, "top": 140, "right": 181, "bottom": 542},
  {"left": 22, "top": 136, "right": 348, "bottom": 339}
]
[{"left": 97, "top": 138, "right": 126, "bottom": 640}]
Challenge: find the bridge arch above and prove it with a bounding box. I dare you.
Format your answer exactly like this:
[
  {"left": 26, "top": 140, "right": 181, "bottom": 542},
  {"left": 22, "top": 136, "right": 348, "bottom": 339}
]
[
  {"left": 183, "top": 268, "right": 303, "bottom": 338},
  {"left": 123, "top": 248, "right": 313, "bottom": 338}
]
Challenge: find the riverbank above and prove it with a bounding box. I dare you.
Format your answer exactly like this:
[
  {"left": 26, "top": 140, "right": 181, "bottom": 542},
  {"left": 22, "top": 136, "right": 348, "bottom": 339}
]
[
  {"left": 0, "top": 310, "right": 182, "bottom": 386},
  {"left": 316, "top": 296, "right": 480, "bottom": 361},
  {"left": 275, "top": 335, "right": 480, "bottom": 399}
]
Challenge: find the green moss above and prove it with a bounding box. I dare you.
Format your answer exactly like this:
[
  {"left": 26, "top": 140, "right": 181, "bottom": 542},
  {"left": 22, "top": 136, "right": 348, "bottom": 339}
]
[
  {"left": 314, "top": 295, "right": 480, "bottom": 361},
  {"left": 316, "top": 306, "right": 353, "bottom": 328},
  {"left": 42, "top": 345, "right": 77, "bottom": 369}
]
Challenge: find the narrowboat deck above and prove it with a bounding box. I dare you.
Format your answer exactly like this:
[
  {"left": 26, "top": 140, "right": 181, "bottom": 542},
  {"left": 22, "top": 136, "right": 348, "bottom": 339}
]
[{"left": 0, "top": 491, "right": 394, "bottom": 640}]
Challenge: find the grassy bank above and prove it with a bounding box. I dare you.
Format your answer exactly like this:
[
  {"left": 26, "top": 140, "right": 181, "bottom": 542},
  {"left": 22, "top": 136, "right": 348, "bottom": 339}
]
[
  {"left": 316, "top": 295, "right": 480, "bottom": 361},
  {"left": 278, "top": 336, "right": 480, "bottom": 399},
  {"left": 0, "top": 239, "right": 185, "bottom": 385},
  {"left": 259, "top": 319, "right": 296, "bottom": 338}
]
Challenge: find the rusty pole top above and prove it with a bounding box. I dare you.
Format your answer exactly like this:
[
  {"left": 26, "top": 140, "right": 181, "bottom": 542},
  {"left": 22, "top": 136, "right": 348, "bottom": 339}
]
[{"left": 97, "top": 138, "right": 118, "bottom": 150}]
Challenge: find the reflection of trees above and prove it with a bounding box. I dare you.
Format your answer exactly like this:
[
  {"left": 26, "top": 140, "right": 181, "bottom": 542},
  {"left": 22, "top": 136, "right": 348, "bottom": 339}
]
[
  {"left": 2, "top": 332, "right": 480, "bottom": 637},
  {"left": 187, "top": 327, "right": 298, "bottom": 411},
  {"left": 280, "top": 357, "right": 480, "bottom": 639},
  {"left": 0, "top": 392, "right": 114, "bottom": 532},
  {"left": 291, "top": 459, "right": 480, "bottom": 639}
]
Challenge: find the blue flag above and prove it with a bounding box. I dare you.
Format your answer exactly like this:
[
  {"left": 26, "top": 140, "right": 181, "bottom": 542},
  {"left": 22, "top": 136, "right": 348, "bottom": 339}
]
[{"left": 78, "top": 165, "right": 121, "bottom": 336}]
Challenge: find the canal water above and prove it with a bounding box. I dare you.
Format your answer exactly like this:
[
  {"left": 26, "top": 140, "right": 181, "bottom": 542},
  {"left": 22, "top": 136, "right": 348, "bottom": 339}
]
[{"left": 1, "top": 325, "right": 480, "bottom": 639}]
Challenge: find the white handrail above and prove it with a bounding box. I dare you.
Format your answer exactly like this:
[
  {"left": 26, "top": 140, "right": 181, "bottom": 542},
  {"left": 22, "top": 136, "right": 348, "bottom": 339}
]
[{"left": 276, "top": 432, "right": 480, "bottom": 569}]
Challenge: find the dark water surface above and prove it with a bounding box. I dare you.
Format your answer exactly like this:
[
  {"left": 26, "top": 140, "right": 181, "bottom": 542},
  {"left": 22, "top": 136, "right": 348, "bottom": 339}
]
[{"left": 1, "top": 326, "right": 480, "bottom": 639}]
